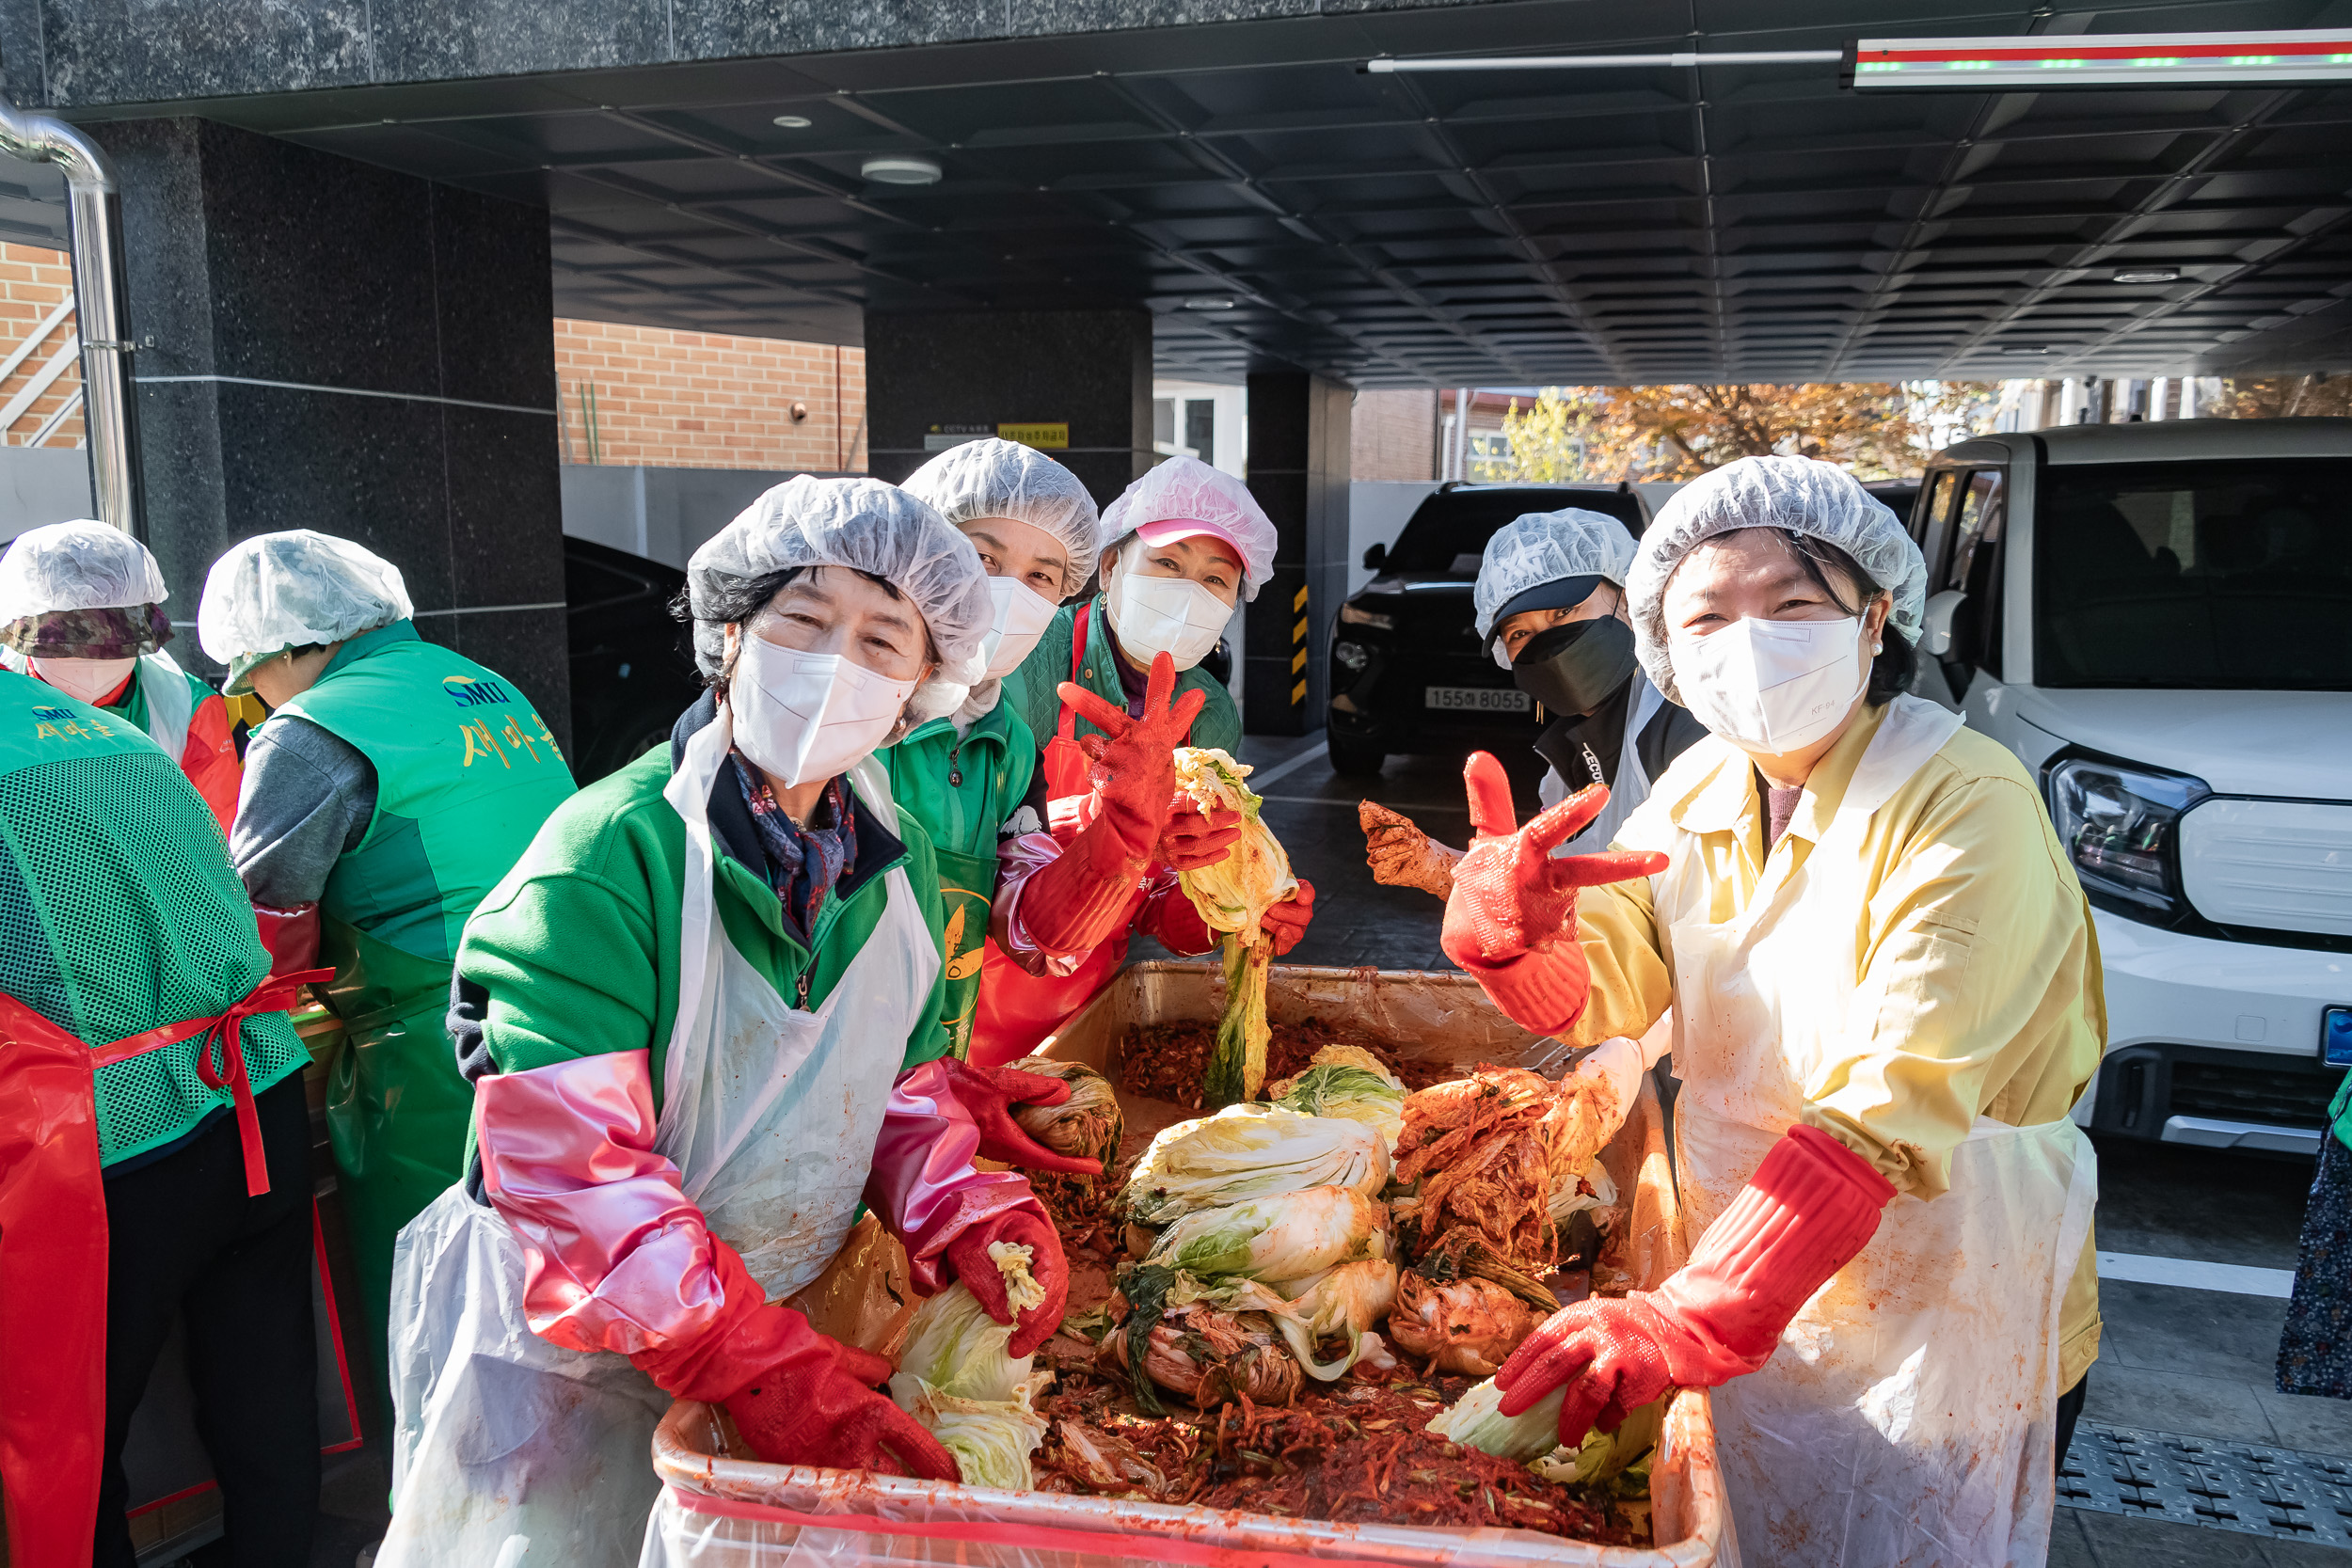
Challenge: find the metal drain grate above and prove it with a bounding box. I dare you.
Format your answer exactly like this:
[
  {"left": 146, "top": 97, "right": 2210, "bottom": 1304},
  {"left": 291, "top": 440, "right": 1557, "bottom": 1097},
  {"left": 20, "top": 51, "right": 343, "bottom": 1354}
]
[{"left": 2060, "top": 1421, "right": 2352, "bottom": 1547}]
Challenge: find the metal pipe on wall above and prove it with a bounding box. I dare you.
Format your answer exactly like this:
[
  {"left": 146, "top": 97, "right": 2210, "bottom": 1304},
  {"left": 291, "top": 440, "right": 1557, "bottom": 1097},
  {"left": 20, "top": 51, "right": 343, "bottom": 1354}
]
[{"left": 0, "top": 93, "right": 140, "bottom": 536}]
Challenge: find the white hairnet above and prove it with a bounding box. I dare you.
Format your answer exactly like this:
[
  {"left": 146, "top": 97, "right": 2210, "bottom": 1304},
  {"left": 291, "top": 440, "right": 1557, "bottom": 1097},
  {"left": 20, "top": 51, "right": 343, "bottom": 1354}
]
[
  {"left": 1472, "top": 509, "right": 1639, "bottom": 641},
  {"left": 199, "top": 531, "right": 413, "bottom": 678},
  {"left": 1099, "top": 455, "right": 1276, "bottom": 601},
  {"left": 1627, "top": 455, "right": 1926, "bottom": 705},
  {"left": 0, "top": 520, "right": 169, "bottom": 619},
  {"left": 688, "top": 475, "right": 992, "bottom": 725},
  {"left": 899, "top": 438, "right": 1102, "bottom": 593}
]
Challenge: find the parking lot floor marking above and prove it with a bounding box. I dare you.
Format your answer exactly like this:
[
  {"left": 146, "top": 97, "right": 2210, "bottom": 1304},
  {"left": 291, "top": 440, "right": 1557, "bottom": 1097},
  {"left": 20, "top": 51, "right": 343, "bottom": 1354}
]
[{"left": 2100, "top": 1251, "right": 2297, "bottom": 1298}]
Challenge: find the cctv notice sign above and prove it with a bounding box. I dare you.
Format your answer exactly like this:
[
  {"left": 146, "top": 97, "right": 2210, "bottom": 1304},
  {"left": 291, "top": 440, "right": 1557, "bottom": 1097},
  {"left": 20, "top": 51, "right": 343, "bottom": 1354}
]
[{"left": 922, "top": 421, "right": 1070, "bottom": 452}]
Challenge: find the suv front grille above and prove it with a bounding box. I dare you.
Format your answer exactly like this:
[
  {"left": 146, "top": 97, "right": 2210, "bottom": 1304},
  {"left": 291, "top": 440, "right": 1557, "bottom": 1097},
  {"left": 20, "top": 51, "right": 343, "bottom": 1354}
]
[{"left": 2168, "top": 1060, "right": 2336, "bottom": 1128}]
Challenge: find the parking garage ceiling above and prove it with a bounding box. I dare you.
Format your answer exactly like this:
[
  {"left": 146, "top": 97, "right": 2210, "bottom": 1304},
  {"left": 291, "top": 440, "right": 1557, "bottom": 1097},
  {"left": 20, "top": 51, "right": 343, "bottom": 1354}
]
[{"left": 64, "top": 0, "right": 2352, "bottom": 387}]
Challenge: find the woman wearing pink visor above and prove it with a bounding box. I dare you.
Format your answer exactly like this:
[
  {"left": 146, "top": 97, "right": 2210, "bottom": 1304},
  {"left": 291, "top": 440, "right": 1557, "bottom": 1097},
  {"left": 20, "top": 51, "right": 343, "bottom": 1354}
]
[{"left": 977, "top": 455, "right": 1315, "bottom": 1063}]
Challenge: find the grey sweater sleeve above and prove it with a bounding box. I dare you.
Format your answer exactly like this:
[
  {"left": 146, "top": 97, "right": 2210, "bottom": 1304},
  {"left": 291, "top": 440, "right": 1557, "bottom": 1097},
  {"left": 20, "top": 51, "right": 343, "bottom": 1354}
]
[{"left": 231, "top": 715, "right": 377, "bottom": 909}]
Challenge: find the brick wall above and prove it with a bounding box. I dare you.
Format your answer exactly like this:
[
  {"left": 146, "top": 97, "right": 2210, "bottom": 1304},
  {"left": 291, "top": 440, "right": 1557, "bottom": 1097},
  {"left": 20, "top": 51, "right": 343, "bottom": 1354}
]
[
  {"left": 553, "top": 317, "right": 866, "bottom": 471},
  {"left": 0, "top": 241, "right": 85, "bottom": 450},
  {"left": 1351, "top": 388, "right": 1436, "bottom": 481}
]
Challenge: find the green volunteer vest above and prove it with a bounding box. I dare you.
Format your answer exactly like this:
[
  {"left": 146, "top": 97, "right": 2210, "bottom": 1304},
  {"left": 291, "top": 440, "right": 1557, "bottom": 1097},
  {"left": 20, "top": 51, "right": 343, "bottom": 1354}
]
[
  {"left": 881, "top": 700, "right": 1038, "bottom": 1058},
  {"left": 0, "top": 671, "right": 306, "bottom": 1164},
  {"left": 272, "top": 621, "right": 577, "bottom": 1364}
]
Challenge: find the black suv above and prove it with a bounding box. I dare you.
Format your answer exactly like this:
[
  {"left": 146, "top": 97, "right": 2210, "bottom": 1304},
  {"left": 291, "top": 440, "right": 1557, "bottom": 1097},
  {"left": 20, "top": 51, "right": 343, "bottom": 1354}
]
[
  {"left": 564, "top": 536, "right": 706, "bottom": 782},
  {"left": 1326, "top": 483, "right": 1651, "bottom": 777}
]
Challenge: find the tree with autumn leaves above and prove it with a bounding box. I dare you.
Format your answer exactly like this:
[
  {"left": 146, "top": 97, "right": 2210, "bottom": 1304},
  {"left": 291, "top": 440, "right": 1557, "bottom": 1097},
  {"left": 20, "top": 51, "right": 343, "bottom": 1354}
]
[{"left": 1488, "top": 382, "right": 2001, "bottom": 483}]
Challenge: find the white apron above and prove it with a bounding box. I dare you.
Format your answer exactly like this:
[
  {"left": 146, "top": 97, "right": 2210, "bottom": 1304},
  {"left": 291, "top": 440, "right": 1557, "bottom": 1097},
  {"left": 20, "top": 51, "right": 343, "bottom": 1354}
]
[
  {"left": 1656, "top": 695, "right": 2097, "bottom": 1568},
  {"left": 378, "top": 705, "right": 941, "bottom": 1568},
  {"left": 1543, "top": 670, "right": 1666, "bottom": 854}
]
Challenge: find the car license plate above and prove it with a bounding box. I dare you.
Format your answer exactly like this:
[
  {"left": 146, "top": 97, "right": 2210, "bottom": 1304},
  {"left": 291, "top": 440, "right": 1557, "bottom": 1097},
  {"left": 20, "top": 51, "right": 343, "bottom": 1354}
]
[
  {"left": 2324, "top": 1006, "right": 2352, "bottom": 1069},
  {"left": 1425, "top": 686, "right": 1530, "bottom": 713}
]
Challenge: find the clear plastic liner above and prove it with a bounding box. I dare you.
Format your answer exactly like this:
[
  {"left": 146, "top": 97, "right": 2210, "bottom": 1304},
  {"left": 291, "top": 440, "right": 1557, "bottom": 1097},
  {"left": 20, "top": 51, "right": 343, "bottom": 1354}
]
[{"left": 642, "top": 963, "right": 1727, "bottom": 1568}]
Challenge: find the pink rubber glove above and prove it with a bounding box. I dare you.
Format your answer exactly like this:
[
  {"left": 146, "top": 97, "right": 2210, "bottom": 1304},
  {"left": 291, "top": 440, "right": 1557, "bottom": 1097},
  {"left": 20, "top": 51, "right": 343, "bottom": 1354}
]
[
  {"left": 1495, "top": 1125, "right": 1896, "bottom": 1446},
  {"left": 939, "top": 1058, "right": 1104, "bottom": 1177},
  {"left": 945, "top": 1207, "right": 1069, "bottom": 1357},
  {"left": 1440, "top": 753, "right": 1666, "bottom": 1036},
  {"left": 1260, "top": 879, "right": 1315, "bottom": 957}
]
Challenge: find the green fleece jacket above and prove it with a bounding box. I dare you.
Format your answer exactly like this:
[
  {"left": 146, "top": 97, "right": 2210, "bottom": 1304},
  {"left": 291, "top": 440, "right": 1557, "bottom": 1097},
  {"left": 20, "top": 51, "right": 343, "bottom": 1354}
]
[
  {"left": 1001, "top": 597, "right": 1241, "bottom": 756},
  {"left": 453, "top": 707, "right": 951, "bottom": 1104}
]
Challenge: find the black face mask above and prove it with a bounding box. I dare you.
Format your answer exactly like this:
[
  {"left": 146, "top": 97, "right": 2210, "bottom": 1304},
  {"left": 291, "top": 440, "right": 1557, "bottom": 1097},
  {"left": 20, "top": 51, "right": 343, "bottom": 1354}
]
[{"left": 1512, "top": 615, "right": 1639, "bottom": 718}]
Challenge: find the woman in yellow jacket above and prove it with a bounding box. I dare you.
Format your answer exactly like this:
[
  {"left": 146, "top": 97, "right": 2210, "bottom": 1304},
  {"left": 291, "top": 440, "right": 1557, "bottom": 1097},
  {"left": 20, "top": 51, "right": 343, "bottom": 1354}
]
[{"left": 1445, "top": 456, "right": 2102, "bottom": 1568}]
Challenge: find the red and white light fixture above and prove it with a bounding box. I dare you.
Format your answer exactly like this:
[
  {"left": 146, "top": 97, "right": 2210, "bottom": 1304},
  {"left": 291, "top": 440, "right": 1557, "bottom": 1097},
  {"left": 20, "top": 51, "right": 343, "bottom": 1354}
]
[
  {"left": 1845, "top": 29, "right": 2352, "bottom": 89},
  {"left": 1366, "top": 28, "right": 2352, "bottom": 88}
]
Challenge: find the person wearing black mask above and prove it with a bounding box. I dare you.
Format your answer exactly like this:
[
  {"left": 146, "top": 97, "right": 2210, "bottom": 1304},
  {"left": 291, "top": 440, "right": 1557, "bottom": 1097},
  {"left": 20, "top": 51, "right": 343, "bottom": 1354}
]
[{"left": 1362, "top": 508, "right": 1705, "bottom": 895}]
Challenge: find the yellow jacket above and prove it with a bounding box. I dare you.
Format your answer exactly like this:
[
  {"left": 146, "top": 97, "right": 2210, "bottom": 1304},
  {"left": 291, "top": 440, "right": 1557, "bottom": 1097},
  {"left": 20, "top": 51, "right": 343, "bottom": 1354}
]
[{"left": 1573, "top": 700, "right": 2105, "bottom": 1389}]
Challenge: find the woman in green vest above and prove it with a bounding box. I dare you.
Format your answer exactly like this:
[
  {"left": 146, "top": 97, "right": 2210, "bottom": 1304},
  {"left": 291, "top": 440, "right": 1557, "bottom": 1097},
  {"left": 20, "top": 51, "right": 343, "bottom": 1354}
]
[
  {"left": 197, "top": 530, "right": 577, "bottom": 1375},
  {"left": 882, "top": 439, "right": 1106, "bottom": 1056},
  {"left": 975, "top": 454, "right": 1316, "bottom": 1063},
  {"left": 0, "top": 519, "right": 244, "bottom": 831},
  {"left": 0, "top": 667, "right": 319, "bottom": 1568}
]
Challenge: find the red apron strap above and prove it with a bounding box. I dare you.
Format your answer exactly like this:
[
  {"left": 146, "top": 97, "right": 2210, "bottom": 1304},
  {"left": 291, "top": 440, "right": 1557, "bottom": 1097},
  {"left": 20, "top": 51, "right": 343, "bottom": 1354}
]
[{"left": 88, "top": 967, "right": 333, "bottom": 1198}]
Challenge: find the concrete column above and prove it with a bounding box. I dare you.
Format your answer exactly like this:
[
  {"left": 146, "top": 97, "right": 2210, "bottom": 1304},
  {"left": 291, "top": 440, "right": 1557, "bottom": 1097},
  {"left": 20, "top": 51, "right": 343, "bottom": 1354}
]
[
  {"left": 1243, "top": 371, "right": 1351, "bottom": 736},
  {"left": 864, "top": 309, "right": 1152, "bottom": 511},
  {"left": 94, "top": 118, "right": 570, "bottom": 741}
]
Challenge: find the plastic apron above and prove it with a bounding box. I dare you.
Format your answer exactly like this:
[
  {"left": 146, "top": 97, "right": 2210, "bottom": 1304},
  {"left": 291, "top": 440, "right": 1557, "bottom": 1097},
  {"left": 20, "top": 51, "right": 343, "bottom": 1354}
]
[
  {"left": 378, "top": 706, "right": 940, "bottom": 1568},
  {"left": 1655, "top": 695, "right": 2097, "bottom": 1568},
  {"left": 0, "top": 970, "right": 321, "bottom": 1568},
  {"left": 1543, "top": 670, "right": 1666, "bottom": 854},
  {"left": 969, "top": 602, "right": 1155, "bottom": 1066}
]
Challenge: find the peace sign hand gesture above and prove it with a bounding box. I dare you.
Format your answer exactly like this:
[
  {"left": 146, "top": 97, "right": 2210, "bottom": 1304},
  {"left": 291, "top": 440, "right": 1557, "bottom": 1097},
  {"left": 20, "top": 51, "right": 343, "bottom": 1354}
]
[{"left": 1439, "top": 752, "right": 1666, "bottom": 1036}]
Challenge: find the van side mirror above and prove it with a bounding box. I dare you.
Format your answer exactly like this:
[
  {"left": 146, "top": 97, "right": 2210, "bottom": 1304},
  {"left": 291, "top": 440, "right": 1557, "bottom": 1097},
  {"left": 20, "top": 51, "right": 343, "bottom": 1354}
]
[
  {"left": 1361, "top": 541, "right": 1388, "bottom": 571},
  {"left": 1920, "top": 589, "right": 1968, "bottom": 659}
]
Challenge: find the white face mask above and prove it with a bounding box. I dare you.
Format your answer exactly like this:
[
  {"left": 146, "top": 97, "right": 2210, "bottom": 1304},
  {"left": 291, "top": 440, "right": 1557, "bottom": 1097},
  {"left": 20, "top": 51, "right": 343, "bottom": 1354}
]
[
  {"left": 1671, "top": 615, "right": 1866, "bottom": 754},
  {"left": 1106, "top": 566, "right": 1230, "bottom": 672},
  {"left": 31, "top": 655, "right": 138, "bottom": 705},
  {"left": 978, "top": 576, "right": 1058, "bottom": 681},
  {"left": 728, "top": 637, "right": 914, "bottom": 789}
]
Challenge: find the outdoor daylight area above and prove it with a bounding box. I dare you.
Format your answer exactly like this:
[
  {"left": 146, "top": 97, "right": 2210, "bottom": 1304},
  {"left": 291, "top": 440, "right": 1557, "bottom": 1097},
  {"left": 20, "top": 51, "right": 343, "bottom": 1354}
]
[{"left": 1, "top": 7, "right": 2350, "bottom": 1568}]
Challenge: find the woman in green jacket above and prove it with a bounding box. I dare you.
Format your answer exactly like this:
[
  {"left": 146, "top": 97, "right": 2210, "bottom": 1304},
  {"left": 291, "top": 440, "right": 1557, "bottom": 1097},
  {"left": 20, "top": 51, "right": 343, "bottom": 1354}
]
[{"left": 381, "top": 478, "right": 1088, "bottom": 1567}]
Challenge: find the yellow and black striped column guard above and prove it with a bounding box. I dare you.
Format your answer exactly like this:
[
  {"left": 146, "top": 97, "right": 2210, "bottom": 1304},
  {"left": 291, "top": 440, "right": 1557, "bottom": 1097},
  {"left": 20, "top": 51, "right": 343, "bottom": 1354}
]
[{"left": 1291, "top": 584, "right": 1309, "bottom": 705}]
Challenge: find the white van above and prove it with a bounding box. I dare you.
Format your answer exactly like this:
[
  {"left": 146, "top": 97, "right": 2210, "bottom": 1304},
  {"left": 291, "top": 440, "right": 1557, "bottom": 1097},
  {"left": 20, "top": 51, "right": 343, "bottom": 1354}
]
[{"left": 1907, "top": 418, "right": 2352, "bottom": 1155}]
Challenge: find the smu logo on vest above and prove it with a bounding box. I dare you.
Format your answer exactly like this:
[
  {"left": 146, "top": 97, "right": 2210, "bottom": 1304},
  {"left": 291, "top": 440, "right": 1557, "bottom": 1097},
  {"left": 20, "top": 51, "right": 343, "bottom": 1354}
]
[
  {"left": 444, "top": 674, "right": 514, "bottom": 708},
  {"left": 30, "top": 705, "right": 120, "bottom": 742}
]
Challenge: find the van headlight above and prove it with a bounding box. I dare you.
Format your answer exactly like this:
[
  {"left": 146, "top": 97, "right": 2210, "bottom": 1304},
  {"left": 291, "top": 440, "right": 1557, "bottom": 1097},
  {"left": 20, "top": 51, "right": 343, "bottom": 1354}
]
[
  {"left": 2041, "top": 751, "right": 2210, "bottom": 922},
  {"left": 1333, "top": 640, "right": 1370, "bottom": 673}
]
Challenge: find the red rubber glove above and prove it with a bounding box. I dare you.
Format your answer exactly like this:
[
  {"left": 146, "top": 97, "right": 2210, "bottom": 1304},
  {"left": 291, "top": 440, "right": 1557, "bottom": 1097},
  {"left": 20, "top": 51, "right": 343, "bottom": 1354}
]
[
  {"left": 945, "top": 1207, "right": 1068, "bottom": 1357},
  {"left": 722, "top": 1336, "right": 961, "bottom": 1481},
  {"left": 1159, "top": 800, "right": 1243, "bottom": 870},
  {"left": 1260, "top": 879, "right": 1314, "bottom": 956},
  {"left": 1440, "top": 753, "right": 1666, "bottom": 1036},
  {"left": 1018, "top": 652, "right": 1207, "bottom": 956},
  {"left": 252, "top": 901, "right": 321, "bottom": 979},
  {"left": 940, "top": 1058, "right": 1104, "bottom": 1177},
  {"left": 627, "top": 1242, "right": 959, "bottom": 1479},
  {"left": 1495, "top": 1124, "right": 1896, "bottom": 1447}
]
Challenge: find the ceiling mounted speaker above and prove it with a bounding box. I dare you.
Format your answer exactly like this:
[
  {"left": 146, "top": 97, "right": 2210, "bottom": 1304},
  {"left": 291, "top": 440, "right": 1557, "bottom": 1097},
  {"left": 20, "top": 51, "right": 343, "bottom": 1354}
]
[{"left": 861, "top": 155, "right": 943, "bottom": 186}]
